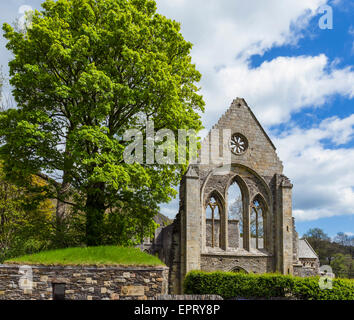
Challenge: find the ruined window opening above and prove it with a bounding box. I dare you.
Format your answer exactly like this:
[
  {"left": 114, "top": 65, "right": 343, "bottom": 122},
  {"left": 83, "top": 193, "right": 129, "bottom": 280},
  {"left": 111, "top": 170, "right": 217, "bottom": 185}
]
[
  {"left": 251, "top": 199, "right": 264, "bottom": 250},
  {"left": 206, "top": 196, "right": 220, "bottom": 248},
  {"left": 228, "top": 182, "right": 243, "bottom": 249}
]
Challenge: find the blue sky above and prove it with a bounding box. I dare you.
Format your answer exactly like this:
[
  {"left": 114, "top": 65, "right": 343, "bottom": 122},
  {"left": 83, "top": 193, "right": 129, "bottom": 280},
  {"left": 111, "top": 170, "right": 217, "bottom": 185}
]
[
  {"left": 253, "top": 1, "right": 354, "bottom": 237},
  {"left": 154, "top": 0, "right": 354, "bottom": 238},
  {"left": 1, "top": 0, "right": 353, "bottom": 238}
]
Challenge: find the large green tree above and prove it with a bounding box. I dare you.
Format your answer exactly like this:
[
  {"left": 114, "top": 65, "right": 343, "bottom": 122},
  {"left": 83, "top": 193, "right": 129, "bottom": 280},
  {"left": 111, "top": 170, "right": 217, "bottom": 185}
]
[{"left": 0, "top": 0, "right": 204, "bottom": 245}]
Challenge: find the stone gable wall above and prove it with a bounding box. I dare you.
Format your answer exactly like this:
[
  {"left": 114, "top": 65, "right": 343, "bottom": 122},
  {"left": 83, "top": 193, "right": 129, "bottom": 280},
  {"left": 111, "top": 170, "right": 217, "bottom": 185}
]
[
  {"left": 199, "top": 99, "right": 283, "bottom": 177},
  {"left": 0, "top": 264, "right": 168, "bottom": 300}
]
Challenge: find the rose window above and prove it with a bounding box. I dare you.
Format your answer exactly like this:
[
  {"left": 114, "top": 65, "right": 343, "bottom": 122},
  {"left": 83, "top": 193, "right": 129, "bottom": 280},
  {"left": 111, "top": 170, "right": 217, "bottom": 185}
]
[{"left": 230, "top": 133, "right": 248, "bottom": 155}]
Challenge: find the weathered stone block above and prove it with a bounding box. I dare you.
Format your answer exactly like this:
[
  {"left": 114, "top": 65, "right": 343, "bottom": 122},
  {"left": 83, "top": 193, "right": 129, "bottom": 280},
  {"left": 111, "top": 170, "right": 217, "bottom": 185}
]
[
  {"left": 121, "top": 286, "right": 145, "bottom": 296},
  {"left": 110, "top": 293, "right": 119, "bottom": 300}
]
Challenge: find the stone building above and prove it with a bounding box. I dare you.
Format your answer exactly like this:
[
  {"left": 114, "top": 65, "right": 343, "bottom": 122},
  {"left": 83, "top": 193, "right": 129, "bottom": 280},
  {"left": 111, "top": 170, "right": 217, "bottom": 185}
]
[{"left": 149, "top": 98, "right": 319, "bottom": 294}]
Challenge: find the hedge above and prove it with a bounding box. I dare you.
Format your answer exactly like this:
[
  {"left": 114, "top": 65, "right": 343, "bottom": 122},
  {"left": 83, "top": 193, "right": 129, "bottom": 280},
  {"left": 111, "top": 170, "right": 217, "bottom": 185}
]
[{"left": 184, "top": 271, "right": 354, "bottom": 300}]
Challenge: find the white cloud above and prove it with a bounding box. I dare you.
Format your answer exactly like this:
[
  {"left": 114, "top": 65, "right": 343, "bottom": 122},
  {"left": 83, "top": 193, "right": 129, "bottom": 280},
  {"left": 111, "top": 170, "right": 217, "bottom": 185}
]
[
  {"left": 273, "top": 115, "right": 354, "bottom": 221},
  {"left": 156, "top": 0, "right": 354, "bottom": 130},
  {"left": 157, "top": 0, "right": 326, "bottom": 65},
  {"left": 349, "top": 25, "right": 354, "bottom": 36},
  {"left": 330, "top": 0, "right": 342, "bottom": 5},
  {"left": 213, "top": 55, "right": 354, "bottom": 126},
  {"left": 160, "top": 199, "right": 178, "bottom": 219}
]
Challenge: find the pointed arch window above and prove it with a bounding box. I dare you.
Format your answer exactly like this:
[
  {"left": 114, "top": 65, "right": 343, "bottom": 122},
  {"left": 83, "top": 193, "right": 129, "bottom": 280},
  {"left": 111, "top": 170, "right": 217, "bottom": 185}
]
[
  {"left": 206, "top": 196, "right": 221, "bottom": 248},
  {"left": 227, "top": 181, "right": 243, "bottom": 249},
  {"left": 251, "top": 197, "right": 265, "bottom": 249}
]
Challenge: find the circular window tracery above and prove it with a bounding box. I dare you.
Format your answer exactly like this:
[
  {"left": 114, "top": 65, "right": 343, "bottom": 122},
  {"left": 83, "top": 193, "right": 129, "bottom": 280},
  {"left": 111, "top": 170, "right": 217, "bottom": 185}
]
[{"left": 230, "top": 133, "right": 248, "bottom": 155}]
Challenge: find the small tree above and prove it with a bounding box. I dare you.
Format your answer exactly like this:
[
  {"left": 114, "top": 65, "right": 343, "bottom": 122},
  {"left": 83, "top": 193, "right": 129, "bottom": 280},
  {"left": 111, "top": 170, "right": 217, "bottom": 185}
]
[
  {"left": 303, "top": 228, "right": 331, "bottom": 241},
  {"left": 1, "top": 0, "right": 204, "bottom": 245},
  {"left": 334, "top": 232, "right": 350, "bottom": 246},
  {"left": 303, "top": 228, "right": 332, "bottom": 264}
]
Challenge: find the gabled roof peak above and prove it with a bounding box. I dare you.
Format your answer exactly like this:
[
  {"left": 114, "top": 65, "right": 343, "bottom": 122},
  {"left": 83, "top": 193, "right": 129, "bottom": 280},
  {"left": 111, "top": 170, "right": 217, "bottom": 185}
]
[
  {"left": 231, "top": 97, "right": 248, "bottom": 107},
  {"left": 224, "top": 98, "right": 277, "bottom": 151}
]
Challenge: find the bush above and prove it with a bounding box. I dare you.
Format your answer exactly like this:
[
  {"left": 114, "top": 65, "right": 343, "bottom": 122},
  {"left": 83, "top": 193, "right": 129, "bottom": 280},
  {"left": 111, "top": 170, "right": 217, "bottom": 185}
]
[
  {"left": 184, "top": 271, "right": 354, "bottom": 300},
  {"left": 292, "top": 276, "right": 354, "bottom": 300}
]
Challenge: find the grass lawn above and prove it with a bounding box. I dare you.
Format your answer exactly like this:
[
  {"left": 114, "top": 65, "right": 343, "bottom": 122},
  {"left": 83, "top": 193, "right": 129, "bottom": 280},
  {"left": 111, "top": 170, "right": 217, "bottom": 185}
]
[{"left": 5, "top": 246, "right": 164, "bottom": 266}]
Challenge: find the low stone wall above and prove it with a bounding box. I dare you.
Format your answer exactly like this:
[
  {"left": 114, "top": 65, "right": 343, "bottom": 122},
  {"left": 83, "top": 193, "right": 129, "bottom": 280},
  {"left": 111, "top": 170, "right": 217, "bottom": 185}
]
[
  {"left": 0, "top": 264, "right": 168, "bottom": 300},
  {"left": 152, "top": 295, "right": 223, "bottom": 300}
]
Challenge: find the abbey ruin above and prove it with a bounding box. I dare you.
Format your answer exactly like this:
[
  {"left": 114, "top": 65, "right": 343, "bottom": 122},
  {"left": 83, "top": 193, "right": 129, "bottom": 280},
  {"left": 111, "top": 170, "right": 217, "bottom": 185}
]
[{"left": 148, "top": 98, "right": 320, "bottom": 294}]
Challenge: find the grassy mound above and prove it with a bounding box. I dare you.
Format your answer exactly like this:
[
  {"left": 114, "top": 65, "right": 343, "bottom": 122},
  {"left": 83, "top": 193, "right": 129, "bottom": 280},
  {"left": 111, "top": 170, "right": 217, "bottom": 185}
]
[{"left": 5, "top": 246, "right": 164, "bottom": 266}]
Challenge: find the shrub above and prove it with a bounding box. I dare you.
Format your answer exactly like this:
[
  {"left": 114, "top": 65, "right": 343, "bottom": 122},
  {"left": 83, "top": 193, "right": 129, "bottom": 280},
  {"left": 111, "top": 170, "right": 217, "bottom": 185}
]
[
  {"left": 184, "top": 271, "right": 354, "bottom": 300},
  {"left": 292, "top": 276, "right": 354, "bottom": 300}
]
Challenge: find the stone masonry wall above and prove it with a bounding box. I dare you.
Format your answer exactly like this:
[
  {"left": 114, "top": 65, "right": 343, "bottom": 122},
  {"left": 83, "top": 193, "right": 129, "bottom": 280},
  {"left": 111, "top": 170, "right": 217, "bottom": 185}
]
[
  {"left": 199, "top": 98, "right": 283, "bottom": 177},
  {"left": 201, "top": 255, "right": 274, "bottom": 274},
  {"left": 206, "top": 220, "right": 239, "bottom": 248},
  {"left": 293, "top": 263, "right": 320, "bottom": 277},
  {"left": 206, "top": 219, "right": 221, "bottom": 247},
  {"left": 0, "top": 264, "right": 168, "bottom": 300}
]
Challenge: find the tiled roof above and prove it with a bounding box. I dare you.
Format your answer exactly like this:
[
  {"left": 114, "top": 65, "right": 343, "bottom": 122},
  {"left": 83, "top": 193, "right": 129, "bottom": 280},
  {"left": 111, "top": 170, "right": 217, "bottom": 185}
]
[{"left": 298, "top": 239, "right": 318, "bottom": 259}]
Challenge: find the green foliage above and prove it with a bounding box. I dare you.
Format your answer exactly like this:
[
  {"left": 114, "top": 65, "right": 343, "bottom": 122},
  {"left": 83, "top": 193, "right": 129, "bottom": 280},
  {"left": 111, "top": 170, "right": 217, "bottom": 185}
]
[
  {"left": 0, "top": 164, "right": 54, "bottom": 263},
  {"left": 303, "top": 228, "right": 331, "bottom": 241},
  {"left": 292, "top": 275, "right": 354, "bottom": 300},
  {"left": 5, "top": 245, "right": 164, "bottom": 266},
  {"left": 184, "top": 271, "right": 354, "bottom": 300},
  {"left": 0, "top": 0, "right": 204, "bottom": 245},
  {"left": 101, "top": 206, "right": 158, "bottom": 246},
  {"left": 0, "top": 66, "right": 4, "bottom": 109},
  {"left": 331, "top": 253, "right": 353, "bottom": 279},
  {"left": 51, "top": 205, "right": 87, "bottom": 248}
]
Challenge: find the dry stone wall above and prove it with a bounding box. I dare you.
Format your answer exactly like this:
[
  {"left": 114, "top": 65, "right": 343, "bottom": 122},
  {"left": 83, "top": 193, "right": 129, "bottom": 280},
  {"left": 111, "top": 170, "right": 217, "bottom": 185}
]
[{"left": 0, "top": 264, "right": 168, "bottom": 300}]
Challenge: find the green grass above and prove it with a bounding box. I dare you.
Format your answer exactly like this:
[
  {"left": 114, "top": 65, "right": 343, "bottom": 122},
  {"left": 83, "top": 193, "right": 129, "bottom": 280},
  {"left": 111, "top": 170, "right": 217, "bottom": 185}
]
[{"left": 5, "top": 246, "right": 164, "bottom": 266}]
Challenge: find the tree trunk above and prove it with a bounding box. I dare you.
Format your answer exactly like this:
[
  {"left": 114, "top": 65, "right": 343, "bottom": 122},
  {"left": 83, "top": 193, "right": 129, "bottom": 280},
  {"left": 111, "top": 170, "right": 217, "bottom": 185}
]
[
  {"left": 54, "top": 144, "right": 73, "bottom": 247},
  {"left": 54, "top": 181, "right": 70, "bottom": 247},
  {"left": 85, "top": 182, "right": 105, "bottom": 246}
]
